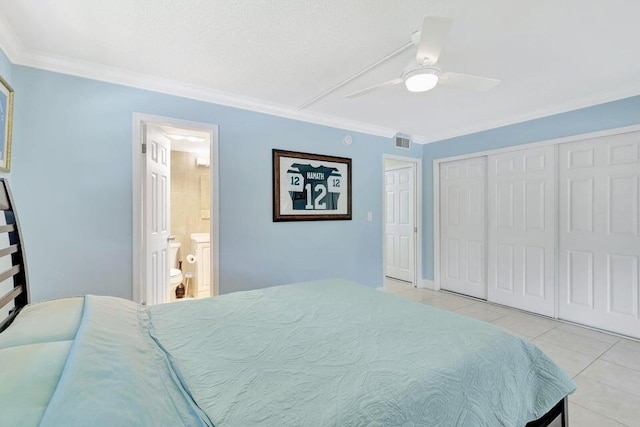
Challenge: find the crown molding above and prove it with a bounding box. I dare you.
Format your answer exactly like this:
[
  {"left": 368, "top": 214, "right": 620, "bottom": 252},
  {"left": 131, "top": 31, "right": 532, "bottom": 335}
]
[
  {"left": 1, "top": 10, "right": 639, "bottom": 146},
  {"left": 0, "top": 12, "right": 398, "bottom": 141},
  {"left": 19, "top": 52, "right": 400, "bottom": 139},
  {"left": 417, "top": 84, "right": 640, "bottom": 144}
]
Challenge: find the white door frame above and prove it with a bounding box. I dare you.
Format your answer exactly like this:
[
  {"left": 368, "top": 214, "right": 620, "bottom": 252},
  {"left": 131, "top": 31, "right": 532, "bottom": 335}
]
[
  {"left": 382, "top": 154, "right": 423, "bottom": 288},
  {"left": 132, "top": 113, "right": 220, "bottom": 303},
  {"left": 433, "top": 123, "right": 640, "bottom": 293}
]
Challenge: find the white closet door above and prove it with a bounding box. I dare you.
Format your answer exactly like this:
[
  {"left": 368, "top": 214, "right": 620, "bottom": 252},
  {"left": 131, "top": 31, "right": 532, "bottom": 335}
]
[
  {"left": 487, "top": 146, "right": 555, "bottom": 316},
  {"left": 559, "top": 132, "right": 640, "bottom": 338},
  {"left": 385, "top": 167, "right": 415, "bottom": 283},
  {"left": 440, "top": 157, "right": 487, "bottom": 299}
]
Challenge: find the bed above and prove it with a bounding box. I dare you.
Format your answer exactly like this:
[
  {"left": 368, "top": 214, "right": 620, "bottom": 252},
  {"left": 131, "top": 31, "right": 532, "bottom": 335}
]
[{"left": 0, "top": 178, "right": 574, "bottom": 426}]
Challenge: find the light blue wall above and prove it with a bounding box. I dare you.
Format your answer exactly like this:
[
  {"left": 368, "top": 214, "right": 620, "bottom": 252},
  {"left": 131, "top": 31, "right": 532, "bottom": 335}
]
[
  {"left": 10, "top": 65, "right": 421, "bottom": 302},
  {"left": 7, "top": 51, "right": 640, "bottom": 299},
  {"left": 422, "top": 95, "right": 640, "bottom": 281}
]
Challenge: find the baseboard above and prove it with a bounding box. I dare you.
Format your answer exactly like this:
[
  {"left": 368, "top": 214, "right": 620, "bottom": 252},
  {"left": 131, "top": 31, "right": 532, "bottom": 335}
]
[{"left": 418, "top": 280, "right": 435, "bottom": 290}]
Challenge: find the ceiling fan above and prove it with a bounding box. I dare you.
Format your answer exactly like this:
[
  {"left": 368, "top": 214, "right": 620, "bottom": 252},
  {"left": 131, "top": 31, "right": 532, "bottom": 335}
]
[{"left": 344, "top": 16, "right": 500, "bottom": 99}]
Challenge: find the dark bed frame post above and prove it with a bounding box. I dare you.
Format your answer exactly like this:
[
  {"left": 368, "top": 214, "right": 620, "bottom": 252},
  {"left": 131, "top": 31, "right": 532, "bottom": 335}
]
[
  {"left": 7, "top": 209, "right": 28, "bottom": 308},
  {"left": 0, "top": 178, "right": 30, "bottom": 332},
  {"left": 526, "top": 397, "right": 569, "bottom": 427}
]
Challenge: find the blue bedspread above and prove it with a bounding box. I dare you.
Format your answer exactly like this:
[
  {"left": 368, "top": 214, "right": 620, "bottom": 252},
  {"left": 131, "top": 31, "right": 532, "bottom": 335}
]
[
  {"left": 15, "top": 279, "right": 575, "bottom": 426},
  {"left": 146, "top": 279, "right": 575, "bottom": 426},
  {"left": 39, "top": 296, "right": 209, "bottom": 427}
]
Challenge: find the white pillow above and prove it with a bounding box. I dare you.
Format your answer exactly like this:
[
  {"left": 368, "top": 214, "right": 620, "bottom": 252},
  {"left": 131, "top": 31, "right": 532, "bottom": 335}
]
[
  {"left": 0, "top": 297, "right": 84, "bottom": 349},
  {"left": 0, "top": 340, "right": 72, "bottom": 427}
]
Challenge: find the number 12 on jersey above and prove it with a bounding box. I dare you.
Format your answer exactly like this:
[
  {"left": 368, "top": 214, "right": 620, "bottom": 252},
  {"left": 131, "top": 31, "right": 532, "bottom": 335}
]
[{"left": 304, "top": 182, "right": 328, "bottom": 209}]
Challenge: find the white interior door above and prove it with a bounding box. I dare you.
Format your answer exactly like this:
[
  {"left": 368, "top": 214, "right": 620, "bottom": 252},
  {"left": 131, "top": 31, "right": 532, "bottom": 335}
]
[
  {"left": 487, "top": 146, "right": 556, "bottom": 316},
  {"left": 559, "top": 132, "right": 640, "bottom": 338},
  {"left": 439, "top": 157, "right": 487, "bottom": 299},
  {"left": 143, "top": 125, "right": 171, "bottom": 305},
  {"left": 384, "top": 166, "right": 415, "bottom": 283}
]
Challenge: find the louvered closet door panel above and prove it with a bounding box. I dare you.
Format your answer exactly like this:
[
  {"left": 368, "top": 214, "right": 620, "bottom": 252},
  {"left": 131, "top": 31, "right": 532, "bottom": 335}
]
[
  {"left": 487, "top": 146, "right": 555, "bottom": 316},
  {"left": 559, "top": 132, "right": 640, "bottom": 338},
  {"left": 440, "top": 157, "right": 487, "bottom": 299}
]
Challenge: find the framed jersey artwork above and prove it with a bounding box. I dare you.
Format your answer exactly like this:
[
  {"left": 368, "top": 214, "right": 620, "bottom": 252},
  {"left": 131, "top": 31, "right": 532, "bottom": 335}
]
[{"left": 273, "top": 149, "right": 352, "bottom": 221}]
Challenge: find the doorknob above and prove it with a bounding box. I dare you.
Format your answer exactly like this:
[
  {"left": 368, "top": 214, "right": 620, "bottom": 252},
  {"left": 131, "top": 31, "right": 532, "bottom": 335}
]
[{"left": 167, "top": 236, "right": 176, "bottom": 241}]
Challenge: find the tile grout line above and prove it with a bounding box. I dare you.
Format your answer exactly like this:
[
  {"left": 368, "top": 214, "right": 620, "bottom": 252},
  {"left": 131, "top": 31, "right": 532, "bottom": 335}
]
[
  {"left": 559, "top": 338, "right": 634, "bottom": 426},
  {"left": 580, "top": 371, "right": 640, "bottom": 400},
  {"left": 421, "top": 288, "right": 640, "bottom": 344},
  {"left": 405, "top": 288, "right": 640, "bottom": 345},
  {"left": 554, "top": 319, "right": 640, "bottom": 344},
  {"left": 575, "top": 365, "right": 640, "bottom": 420},
  {"left": 458, "top": 309, "right": 510, "bottom": 323},
  {"left": 573, "top": 339, "right": 619, "bottom": 378},
  {"left": 594, "top": 357, "right": 640, "bottom": 376},
  {"left": 569, "top": 401, "right": 629, "bottom": 427},
  {"left": 535, "top": 330, "right": 619, "bottom": 359},
  {"left": 530, "top": 323, "right": 562, "bottom": 340},
  {"left": 489, "top": 313, "right": 509, "bottom": 322},
  {"left": 399, "top": 288, "right": 639, "bottom": 367},
  {"left": 569, "top": 339, "right": 640, "bottom": 419}
]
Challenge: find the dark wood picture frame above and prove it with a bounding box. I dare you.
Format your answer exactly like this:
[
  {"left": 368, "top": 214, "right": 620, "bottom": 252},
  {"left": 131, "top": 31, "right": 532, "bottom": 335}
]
[{"left": 273, "top": 149, "right": 352, "bottom": 222}]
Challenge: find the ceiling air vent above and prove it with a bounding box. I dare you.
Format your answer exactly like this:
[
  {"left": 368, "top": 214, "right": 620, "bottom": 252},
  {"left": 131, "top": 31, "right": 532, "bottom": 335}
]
[{"left": 394, "top": 133, "right": 411, "bottom": 150}]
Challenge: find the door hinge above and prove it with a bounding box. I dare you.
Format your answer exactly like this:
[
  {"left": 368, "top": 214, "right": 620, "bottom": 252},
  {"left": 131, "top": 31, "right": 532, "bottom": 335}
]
[{"left": 142, "top": 143, "right": 147, "bottom": 154}]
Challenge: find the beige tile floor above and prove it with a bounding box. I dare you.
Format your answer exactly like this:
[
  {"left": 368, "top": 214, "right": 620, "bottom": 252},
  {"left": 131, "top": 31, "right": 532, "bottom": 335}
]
[{"left": 383, "top": 278, "right": 640, "bottom": 427}]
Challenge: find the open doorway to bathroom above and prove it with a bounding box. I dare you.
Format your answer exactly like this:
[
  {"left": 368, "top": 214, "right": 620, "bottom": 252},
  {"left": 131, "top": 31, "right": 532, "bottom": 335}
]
[{"left": 132, "top": 114, "right": 219, "bottom": 305}]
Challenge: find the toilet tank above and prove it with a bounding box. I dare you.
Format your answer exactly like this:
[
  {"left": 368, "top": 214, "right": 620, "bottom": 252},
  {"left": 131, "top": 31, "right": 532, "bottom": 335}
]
[{"left": 169, "top": 242, "right": 181, "bottom": 268}]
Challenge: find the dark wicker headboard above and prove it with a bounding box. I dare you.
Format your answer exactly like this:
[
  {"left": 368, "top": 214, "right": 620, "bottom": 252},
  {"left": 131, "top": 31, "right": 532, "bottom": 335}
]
[{"left": 0, "top": 178, "right": 29, "bottom": 332}]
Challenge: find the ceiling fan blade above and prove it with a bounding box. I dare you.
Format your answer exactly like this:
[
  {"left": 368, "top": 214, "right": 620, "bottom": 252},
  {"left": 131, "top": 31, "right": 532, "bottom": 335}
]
[
  {"left": 416, "top": 16, "right": 452, "bottom": 65},
  {"left": 345, "top": 78, "right": 403, "bottom": 98},
  {"left": 439, "top": 72, "right": 500, "bottom": 91}
]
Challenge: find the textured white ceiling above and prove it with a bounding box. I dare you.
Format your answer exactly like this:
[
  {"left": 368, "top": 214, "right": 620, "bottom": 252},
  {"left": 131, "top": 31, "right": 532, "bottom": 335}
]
[{"left": 1, "top": 0, "right": 639, "bottom": 142}]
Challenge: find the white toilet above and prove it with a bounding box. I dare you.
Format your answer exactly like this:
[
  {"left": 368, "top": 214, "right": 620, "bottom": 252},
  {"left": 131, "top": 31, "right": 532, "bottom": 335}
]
[{"left": 169, "top": 242, "right": 184, "bottom": 301}]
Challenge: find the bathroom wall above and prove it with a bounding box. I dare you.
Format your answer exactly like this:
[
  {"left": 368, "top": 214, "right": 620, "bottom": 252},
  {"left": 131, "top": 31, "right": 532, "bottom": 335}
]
[{"left": 170, "top": 150, "right": 210, "bottom": 266}]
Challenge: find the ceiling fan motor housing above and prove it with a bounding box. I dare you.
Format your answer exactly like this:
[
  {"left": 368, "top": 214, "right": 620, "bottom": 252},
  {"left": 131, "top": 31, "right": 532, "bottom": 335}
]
[
  {"left": 402, "top": 66, "right": 441, "bottom": 81},
  {"left": 403, "top": 66, "right": 441, "bottom": 92}
]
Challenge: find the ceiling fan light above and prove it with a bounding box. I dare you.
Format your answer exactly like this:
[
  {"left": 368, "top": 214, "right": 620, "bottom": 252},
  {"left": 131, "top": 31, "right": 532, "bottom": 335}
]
[{"left": 405, "top": 71, "right": 439, "bottom": 92}]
